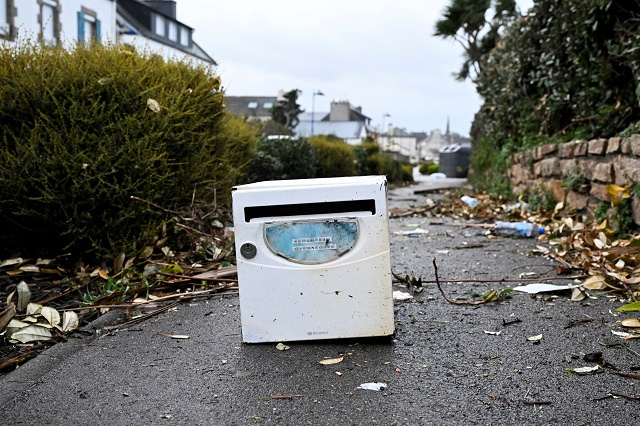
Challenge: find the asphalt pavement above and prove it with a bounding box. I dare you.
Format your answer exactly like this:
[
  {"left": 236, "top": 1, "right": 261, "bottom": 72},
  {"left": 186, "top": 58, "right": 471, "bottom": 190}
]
[{"left": 1, "top": 177, "right": 638, "bottom": 425}]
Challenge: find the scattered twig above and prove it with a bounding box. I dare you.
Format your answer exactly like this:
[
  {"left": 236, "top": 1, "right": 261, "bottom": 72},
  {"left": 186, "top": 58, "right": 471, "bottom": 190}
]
[
  {"left": 612, "top": 371, "right": 640, "bottom": 380},
  {"left": 594, "top": 392, "right": 640, "bottom": 402},
  {"left": 563, "top": 315, "right": 594, "bottom": 329},
  {"left": 155, "top": 271, "right": 238, "bottom": 283},
  {"left": 432, "top": 257, "right": 484, "bottom": 306},
  {"left": 130, "top": 195, "right": 181, "bottom": 215},
  {"left": 393, "top": 274, "right": 588, "bottom": 286}
]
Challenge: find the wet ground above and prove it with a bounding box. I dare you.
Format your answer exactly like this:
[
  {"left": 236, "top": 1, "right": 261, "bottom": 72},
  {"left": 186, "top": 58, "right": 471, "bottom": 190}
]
[{"left": 0, "top": 179, "right": 638, "bottom": 425}]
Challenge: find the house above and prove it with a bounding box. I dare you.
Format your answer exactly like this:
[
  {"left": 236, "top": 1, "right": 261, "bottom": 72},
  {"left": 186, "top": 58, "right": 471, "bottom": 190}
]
[
  {"left": 0, "top": 1, "right": 213, "bottom": 65},
  {"left": 417, "top": 126, "right": 471, "bottom": 162},
  {"left": 296, "top": 101, "right": 371, "bottom": 145},
  {"left": 380, "top": 126, "right": 419, "bottom": 164},
  {"left": 224, "top": 96, "right": 277, "bottom": 122}
]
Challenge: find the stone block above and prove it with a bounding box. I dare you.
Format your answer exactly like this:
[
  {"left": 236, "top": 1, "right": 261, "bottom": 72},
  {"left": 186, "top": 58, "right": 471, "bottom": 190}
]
[
  {"left": 558, "top": 141, "right": 575, "bottom": 158},
  {"left": 614, "top": 156, "right": 640, "bottom": 185},
  {"left": 578, "top": 159, "right": 595, "bottom": 180},
  {"left": 559, "top": 159, "right": 578, "bottom": 176},
  {"left": 630, "top": 134, "right": 640, "bottom": 156},
  {"left": 588, "top": 138, "right": 607, "bottom": 155},
  {"left": 540, "top": 143, "right": 558, "bottom": 157},
  {"left": 540, "top": 158, "right": 560, "bottom": 176},
  {"left": 546, "top": 179, "right": 565, "bottom": 202},
  {"left": 621, "top": 138, "right": 632, "bottom": 154},
  {"left": 533, "top": 161, "right": 542, "bottom": 177},
  {"left": 574, "top": 140, "right": 588, "bottom": 156},
  {"left": 606, "top": 137, "right": 621, "bottom": 154},
  {"left": 590, "top": 183, "right": 610, "bottom": 202},
  {"left": 566, "top": 190, "right": 589, "bottom": 210},
  {"left": 532, "top": 146, "right": 543, "bottom": 160},
  {"left": 593, "top": 162, "right": 613, "bottom": 183},
  {"left": 509, "top": 164, "right": 531, "bottom": 185}
]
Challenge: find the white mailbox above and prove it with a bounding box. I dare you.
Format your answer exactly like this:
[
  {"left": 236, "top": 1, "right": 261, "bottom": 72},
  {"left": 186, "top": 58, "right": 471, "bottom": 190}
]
[{"left": 232, "top": 176, "right": 395, "bottom": 343}]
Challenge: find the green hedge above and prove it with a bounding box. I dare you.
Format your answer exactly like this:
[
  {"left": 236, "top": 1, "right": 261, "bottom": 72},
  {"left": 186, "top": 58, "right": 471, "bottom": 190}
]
[
  {"left": 246, "top": 137, "right": 413, "bottom": 184},
  {"left": 0, "top": 42, "right": 258, "bottom": 259},
  {"left": 472, "top": 0, "right": 640, "bottom": 194}
]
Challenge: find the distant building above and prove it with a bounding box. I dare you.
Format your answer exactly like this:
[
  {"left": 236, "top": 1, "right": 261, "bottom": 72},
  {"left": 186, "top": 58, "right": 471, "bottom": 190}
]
[
  {"left": 1, "top": 1, "right": 214, "bottom": 66},
  {"left": 417, "top": 126, "right": 471, "bottom": 163},
  {"left": 296, "top": 101, "right": 371, "bottom": 145},
  {"left": 225, "top": 96, "right": 277, "bottom": 122}
]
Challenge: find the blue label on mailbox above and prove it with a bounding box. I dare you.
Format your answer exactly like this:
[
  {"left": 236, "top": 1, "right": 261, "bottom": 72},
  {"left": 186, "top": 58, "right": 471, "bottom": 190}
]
[{"left": 264, "top": 220, "right": 358, "bottom": 264}]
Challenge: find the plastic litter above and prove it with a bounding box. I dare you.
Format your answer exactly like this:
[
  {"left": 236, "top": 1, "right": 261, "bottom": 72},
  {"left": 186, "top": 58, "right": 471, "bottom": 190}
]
[
  {"left": 392, "top": 291, "right": 413, "bottom": 301},
  {"left": 491, "top": 221, "right": 544, "bottom": 238},
  {"left": 357, "top": 382, "right": 388, "bottom": 391},
  {"left": 512, "top": 283, "right": 571, "bottom": 294},
  {"left": 460, "top": 196, "right": 479, "bottom": 208}
]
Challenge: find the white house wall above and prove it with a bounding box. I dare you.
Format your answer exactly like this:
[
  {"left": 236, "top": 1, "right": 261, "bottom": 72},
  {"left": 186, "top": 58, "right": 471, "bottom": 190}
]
[
  {"left": 119, "top": 33, "right": 211, "bottom": 67},
  {"left": 10, "top": 0, "right": 117, "bottom": 45}
]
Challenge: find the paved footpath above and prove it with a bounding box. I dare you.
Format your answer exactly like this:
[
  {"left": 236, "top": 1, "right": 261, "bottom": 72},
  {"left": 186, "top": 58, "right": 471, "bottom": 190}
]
[{"left": 1, "top": 179, "right": 638, "bottom": 425}]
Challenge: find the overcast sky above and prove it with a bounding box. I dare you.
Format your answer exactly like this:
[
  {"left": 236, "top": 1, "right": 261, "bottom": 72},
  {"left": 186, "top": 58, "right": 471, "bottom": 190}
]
[{"left": 178, "top": 0, "right": 533, "bottom": 136}]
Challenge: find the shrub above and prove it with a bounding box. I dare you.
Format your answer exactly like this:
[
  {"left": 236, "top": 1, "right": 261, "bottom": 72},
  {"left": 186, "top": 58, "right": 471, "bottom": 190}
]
[
  {"left": 245, "top": 137, "right": 318, "bottom": 182},
  {"left": 0, "top": 42, "right": 258, "bottom": 260},
  {"left": 308, "top": 136, "right": 357, "bottom": 177},
  {"left": 419, "top": 161, "right": 439, "bottom": 175}
]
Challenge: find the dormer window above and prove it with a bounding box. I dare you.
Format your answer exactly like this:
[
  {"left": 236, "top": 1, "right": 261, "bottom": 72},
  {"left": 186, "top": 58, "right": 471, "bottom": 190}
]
[
  {"left": 248, "top": 102, "right": 258, "bottom": 109},
  {"left": 152, "top": 12, "right": 192, "bottom": 48},
  {"left": 263, "top": 102, "right": 273, "bottom": 109},
  {"left": 154, "top": 13, "right": 166, "bottom": 37}
]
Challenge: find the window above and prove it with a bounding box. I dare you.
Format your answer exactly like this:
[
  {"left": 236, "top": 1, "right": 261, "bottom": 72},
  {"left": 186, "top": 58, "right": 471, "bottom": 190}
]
[
  {"left": 0, "top": 0, "right": 16, "bottom": 41},
  {"left": 39, "top": 0, "right": 60, "bottom": 45},
  {"left": 77, "top": 7, "right": 101, "bottom": 43},
  {"left": 154, "top": 14, "right": 166, "bottom": 37},
  {"left": 263, "top": 102, "right": 273, "bottom": 109},
  {"left": 168, "top": 21, "right": 178, "bottom": 42},
  {"left": 179, "top": 26, "right": 190, "bottom": 47},
  {"left": 248, "top": 102, "right": 258, "bottom": 109}
]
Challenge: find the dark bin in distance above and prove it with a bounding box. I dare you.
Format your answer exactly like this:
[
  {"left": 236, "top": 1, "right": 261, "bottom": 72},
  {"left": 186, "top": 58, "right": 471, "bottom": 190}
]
[{"left": 438, "top": 145, "right": 471, "bottom": 178}]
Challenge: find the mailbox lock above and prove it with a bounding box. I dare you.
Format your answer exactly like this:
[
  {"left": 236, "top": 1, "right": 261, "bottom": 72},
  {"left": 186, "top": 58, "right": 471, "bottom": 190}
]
[{"left": 240, "top": 242, "right": 257, "bottom": 259}]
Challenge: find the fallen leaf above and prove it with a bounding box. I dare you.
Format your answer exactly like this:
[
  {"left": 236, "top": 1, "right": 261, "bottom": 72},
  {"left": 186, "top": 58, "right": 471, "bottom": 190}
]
[
  {"left": 565, "top": 365, "right": 602, "bottom": 375},
  {"left": 16, "top": 281, "right": 31, "bottom": 311},
  {"left": 335, "top": 371, "right": 343, "bottom": 376},
  {"left": 169, "top": 335, "right": 189, "bottom": 339},
  {"left": 0, "top": 257, "right": 23, "bottom": 268},
  {"left": 147, "top": 98, "right": 161, "bottom": 113},
  {"left": 19, "top": 265, "right": 40, "bottom": 273},
  {"left": 621, "top": 318, "right": 640, "bottom": 328},
  {"left": 114, "top": 252, "right": 125, "bottom": 274},
  {"left": 138, "top": 246, "right": 154, "bottom": 260},
  {"left": 26, "top": 303, "right": 43, "bottom": 315},
  {"left": 10, "top": 325, "right": 52, "bottom": 343},
  {"left": 611, "top": 330, "right": 640, "bottom": 339},
  {"left": 527, "top": 334, "right": 543, "bottom": 342},
  {"left": 62, "top": 311, "right": 79, "bottom": 332},
  {"left": 571, "top": 287, "right": 586, "bottom": 301},
  {"left": 41, "top": 306, "right": 61, "bottom": 326},
  {"left": 616, "top": 301, "right": 640, "bottom": 312},
  {"left": 484, "top": 330, "right": 501, "bottom": 335},
  {"left": 275, "top": 343, "right": 289, "bottom": 351},
  {"left": 582, "top": 275, "right": 607, "bottom": 290},
  {"left": 319, "top": 356, "right": 344, "bottom": 365}
]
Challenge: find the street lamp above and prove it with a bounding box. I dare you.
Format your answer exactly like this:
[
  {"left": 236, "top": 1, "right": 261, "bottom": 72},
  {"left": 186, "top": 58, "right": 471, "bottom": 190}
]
[
  {"left": 381, "top": 113, "right": 391, "bottom": 149},
  {"left": 311, "top": 90, "right": 324, "bottom": 136}
]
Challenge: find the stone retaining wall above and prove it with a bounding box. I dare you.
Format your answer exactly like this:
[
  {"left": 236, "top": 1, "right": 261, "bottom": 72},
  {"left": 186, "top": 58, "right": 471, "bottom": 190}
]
[{"left": 508, "top": 135, "right": 640, "bottom": 225}]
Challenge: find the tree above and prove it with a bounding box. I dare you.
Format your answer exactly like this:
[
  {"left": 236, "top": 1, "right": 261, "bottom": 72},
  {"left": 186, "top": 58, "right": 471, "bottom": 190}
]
[
  {"left": 434, "top": 0, "right": 518, "bottom": 81},
  {"left": 270, "top": 89, "right": 304, "bottom": 129}
]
